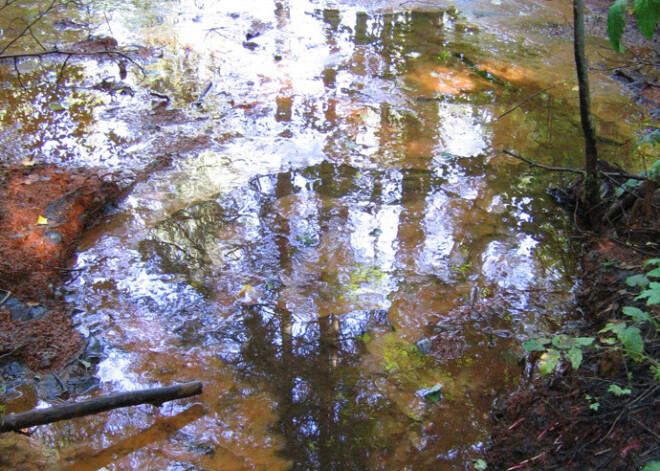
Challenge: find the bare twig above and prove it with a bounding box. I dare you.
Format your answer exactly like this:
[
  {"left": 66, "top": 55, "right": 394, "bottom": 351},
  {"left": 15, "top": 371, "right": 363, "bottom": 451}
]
[
  {"left": 503, "top": 150, "right": 651, "bottom": 181},
  {"left": 630, "top": 416, "right": 660, "bottom": 442},
  {"left": 13, "top": 56, "right": 25, "bottom": 89},
  {"left": 497, "top": 85, "right": 556, "bottom": 120},
  {"left": 607, "top": 237, "right": 659, "bottom": 257},
  {"left": 0, "top": 289, "right": 11, "bottom": 306},
  {"left": 0, "top": 342, "right": 27, "bottom": 361},
  {"left": 503, "top": 150, "right": 585, "bottom": 175},
  {"left": 0, "top": 0, "right": 60, "bottom": 56},
  {"left": 56, "top": 53, "right": 71, "bottom": 84},
  {"left": 0, "top": 381, "right": 203, "bottom": 433},
  {"left": 0, "top": 0, "right": 23, "bottom": 13}
]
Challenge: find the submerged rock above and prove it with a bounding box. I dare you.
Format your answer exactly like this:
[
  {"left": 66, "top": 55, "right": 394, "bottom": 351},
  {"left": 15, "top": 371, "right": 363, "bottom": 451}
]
[{"left": 415, "top": 337, "right": 433, "bottom": 355}]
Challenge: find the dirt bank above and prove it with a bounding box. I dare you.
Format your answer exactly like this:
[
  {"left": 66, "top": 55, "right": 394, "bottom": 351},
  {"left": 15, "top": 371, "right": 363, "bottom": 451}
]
[{"left": 0, "top": 164, "right": 123, "bottom": 401}]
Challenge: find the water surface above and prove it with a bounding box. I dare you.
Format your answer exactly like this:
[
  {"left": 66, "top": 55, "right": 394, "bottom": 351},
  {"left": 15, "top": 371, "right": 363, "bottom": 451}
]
[{"left": 0, "top": 0, "right": 648, "bottom": 469}]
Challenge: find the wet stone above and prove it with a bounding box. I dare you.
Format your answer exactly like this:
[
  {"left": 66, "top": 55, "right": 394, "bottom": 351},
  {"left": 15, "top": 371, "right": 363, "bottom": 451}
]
[
  {"left": 416, "top": 338, "right": 433, "bottom": 355},
  {"left": 4, "top": 296, "right": 49, "bottom": 321},
  {"left": 35, "top": 374, "right": 68, "bottom": 401},
  {"left": 83, "top": 335, "right": 104, "bottom": 360},
  {"left": 45, "top": 230, "right": 63, "bottom": 245},
  {"left": 68, "top": 374, "right": 100, "bottom": 395},
  {"left": 1, "top": 361, "right": 32, "bottom": 383}
]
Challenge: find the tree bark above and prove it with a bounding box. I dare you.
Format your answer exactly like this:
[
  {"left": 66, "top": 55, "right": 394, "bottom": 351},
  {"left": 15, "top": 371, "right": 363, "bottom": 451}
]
[
  {"left": 0, "top": 381, "right": 203, "bottom": 434},
  {"left": 573, "top": 0, "right": 600, "bottom": 210}
]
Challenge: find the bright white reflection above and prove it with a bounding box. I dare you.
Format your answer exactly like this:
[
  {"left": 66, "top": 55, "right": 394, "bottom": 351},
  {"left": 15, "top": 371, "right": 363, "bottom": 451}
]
[
  {"left": 436, "top": 103, "right": 487, "bottom": 157},
  {"left": 97, "top": 350, "right": 140, "bottom": 390},
  {"left": 349, "top": 204, "right": 401, "bottom": 270},
  {"left": 419, "top": 191, "right": 454, "bottom": 274},
  {"left": 481, "top": 235, "right": 539, "bottom": 292}
]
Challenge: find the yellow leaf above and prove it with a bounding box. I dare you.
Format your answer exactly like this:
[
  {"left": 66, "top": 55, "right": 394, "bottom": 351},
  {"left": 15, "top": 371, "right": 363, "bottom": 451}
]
[
  {"left": 238, "top": 284, "right": 253, "bottom": 297},
  {"left": 22, "top": 159, "right": 36, "bottom": 167},
  {"left": 37, "top": 215, "right": 48, "bottom": 225}
]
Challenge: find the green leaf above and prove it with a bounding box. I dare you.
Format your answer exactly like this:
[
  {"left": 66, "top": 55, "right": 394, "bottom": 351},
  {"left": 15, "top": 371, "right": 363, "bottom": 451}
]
[
  {"left": 619, "top": 325, "right": 644, "bottom": 361},
  {"left": 636, "top": 282, "right": 660, "bottom": 306},
  {"left": 568, "top": 346, "right": 583, "bottom": 370},
  {"left": 622, "top": 306, "right": 648, "bottom": 321},
  {"left": 643, "top": 257, "right": 660, "bottom": 268},
  {"left": 641, "top": 461, "right": 660, "bottom": 471},
  {"left": 575, "top": 337, "right": 595, "bottom": 347},
  {"left": 634, "top": 0, "right": 660, "bottom": 40},
  {"left": 646, "top": 267, "right": 660, "bottom": 278},
  {"left": 600, "top": 322, "right": 625, "bottom": 336},
  {"left": 626, "top": 274, "right": 649, "bottom": 288},
  {"left": 607, "top": 384, "right": 632, "bottom": 396},
  {"left": 608, "top": 0, "right": 628, "bottom": 52},
  {"left": 419, "top": 383, "right": 444, "bottom": 402},
  {"left": 523, "top": 338, "right": 550, "bottom": 352},
  {"left": 48, "top": 101, "right": 66, "bottom": 112},
  {"left": 539, "top": 349, "right": 561, "bottom": 377},
  {"left": 552, "top": 334, "right": 574, "bottom": 350},
  {"left": 622, "top": 306, "right": 657, "bottom": 327},
  {"left": 474, "top": 459, "right": 487, "bottom": 470}
]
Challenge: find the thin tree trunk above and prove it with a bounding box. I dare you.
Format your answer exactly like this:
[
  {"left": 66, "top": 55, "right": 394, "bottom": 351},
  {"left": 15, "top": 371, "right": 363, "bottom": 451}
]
[
  {"left": 0, "top": 381, "right": 203, "bottom": 433},
  {"left": 573, "top": 0, "right": 600, "bottom": 210}
]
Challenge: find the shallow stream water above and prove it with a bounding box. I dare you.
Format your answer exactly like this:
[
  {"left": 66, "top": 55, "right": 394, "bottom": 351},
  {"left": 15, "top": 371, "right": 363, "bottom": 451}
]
[{"left": 0, "top": 0, "right": 651, "bottom": 469}]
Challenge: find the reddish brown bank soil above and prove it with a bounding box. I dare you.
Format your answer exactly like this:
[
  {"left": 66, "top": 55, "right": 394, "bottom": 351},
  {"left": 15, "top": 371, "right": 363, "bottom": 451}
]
[{"left": 0, "top": 165, "right": 121, "bottom": 373}]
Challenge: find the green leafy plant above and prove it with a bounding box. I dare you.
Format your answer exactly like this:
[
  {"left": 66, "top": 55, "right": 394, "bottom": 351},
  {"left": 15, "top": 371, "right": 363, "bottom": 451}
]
[
  {"left": 437, "top": 50, "right": 451, "bottom": 62},
  {"left": 607, "top": 0, "right": 660, "bottom": 52},
  {"left": 523, "top": 335, "right": 594, "bottom": 376},
  {"left": 607, "top": 384, "right": 632, "bottom": 395},
  {"left": 642, "top": 461, "right": 660, "bottom": 471},
  {"left": 599, "top": 321, "right": 644, "bottom": 361},
  {"left": 633, "top": 129, "right": 660, "bottom": 154},
  {"left": 474, "top": 458, "right": 487, "bottom": 470},
  {"left": 524, "top": 258, "right": 659, "bottom": 378},
  {"left": 585, "top": 394, "right": 600, "bottom": 411}
]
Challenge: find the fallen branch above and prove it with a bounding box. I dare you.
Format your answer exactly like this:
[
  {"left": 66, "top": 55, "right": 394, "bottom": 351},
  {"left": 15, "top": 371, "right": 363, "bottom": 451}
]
[
  {"left": 503, "top": 150, "right": 650, "bottom": 181},
  {"left": 0, "top": 381, "right": 203, "bottom": 434}
]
